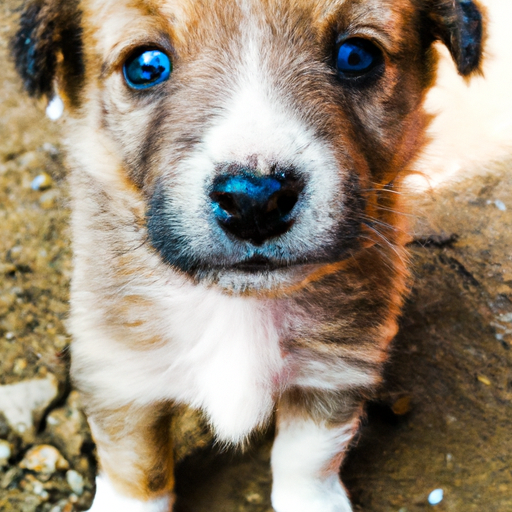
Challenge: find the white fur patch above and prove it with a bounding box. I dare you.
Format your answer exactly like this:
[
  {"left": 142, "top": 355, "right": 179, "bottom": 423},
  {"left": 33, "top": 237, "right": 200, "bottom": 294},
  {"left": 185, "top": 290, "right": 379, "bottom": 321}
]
[
  {"left": 46, "top": 94, "right": 64, "bottom": 121},
  {"left": 71, "top": 280, "right": 286, "bottom": 443},
  {"left": 271, "top": 417, "right": 357, "bottom": 512},
  {"left": 87, "top": 475, "right": 173, "bottom": 512}
]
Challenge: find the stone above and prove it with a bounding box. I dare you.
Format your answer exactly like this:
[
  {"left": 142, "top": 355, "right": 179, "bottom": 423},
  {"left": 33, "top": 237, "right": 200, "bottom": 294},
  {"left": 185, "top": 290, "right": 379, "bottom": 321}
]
[
  {"left": 0, "top": 374, "right": 59, "bottom": 443},
  {"left": 391, "top": 395, "right": 413, "bottom": 416},
  {"left": 20, "top": 474, "right": 50, "bottom": 501},
  {"left": 39, "top": 189, "right": 60, "bottom": 209},
  {"left": 30, "top": 172, "right": 53, "bottom": 191},
  {"left": 1, "top": 466, "right": 23, "bottom": 490},
  {"left": 428, "top": 489, "right": 444, "bottom": 506},
  {"left": 45, "top": 391, "right": 89, "bottom": 462},
  {"left": 20, "top": 445, "right": 69, "bottom": 476},
  {"left": 66, "top": 469, "right": 85, "bottom": 496},
  {"left": 0, "top": 439, "right": 12, "bottom": 466},
  {"left": 477, "top": 375, "right": 492, "bottom": 386}
]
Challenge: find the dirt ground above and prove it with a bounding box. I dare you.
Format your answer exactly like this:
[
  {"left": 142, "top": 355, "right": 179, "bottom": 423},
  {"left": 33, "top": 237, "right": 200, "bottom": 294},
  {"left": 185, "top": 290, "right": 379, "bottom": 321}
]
[{"left": 1, "top": 1, "right": 511, "bottom": 511}]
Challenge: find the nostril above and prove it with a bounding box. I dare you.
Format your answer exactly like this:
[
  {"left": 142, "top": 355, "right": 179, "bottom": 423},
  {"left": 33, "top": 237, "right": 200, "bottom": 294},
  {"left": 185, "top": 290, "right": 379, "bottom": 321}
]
[
  {"left": 211, "top": 192, "right": 239, "bottom": 217},
  {"left": 275, "top": 190, "right": 299, "bottom": 217}
]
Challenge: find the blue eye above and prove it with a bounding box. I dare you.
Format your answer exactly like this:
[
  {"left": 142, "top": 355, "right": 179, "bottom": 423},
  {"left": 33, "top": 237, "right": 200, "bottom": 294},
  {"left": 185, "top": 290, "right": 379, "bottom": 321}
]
[
  {"left": 336, "top": 38, "right": 382, "bottom": 77},
  {"left": 123, "top": 49, "right": 172, "bottom": 90}
]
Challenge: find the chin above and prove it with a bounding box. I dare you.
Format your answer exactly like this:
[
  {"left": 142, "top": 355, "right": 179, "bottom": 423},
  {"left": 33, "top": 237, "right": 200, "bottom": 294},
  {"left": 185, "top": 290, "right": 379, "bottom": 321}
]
[{"left": 193, "top": 260, "right": 322, "bottom": 295}]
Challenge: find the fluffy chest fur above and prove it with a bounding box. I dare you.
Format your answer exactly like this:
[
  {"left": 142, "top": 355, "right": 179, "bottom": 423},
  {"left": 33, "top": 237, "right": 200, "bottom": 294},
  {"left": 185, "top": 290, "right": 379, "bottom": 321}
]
[{"left": 69, "top": 174, "right": 384, "bottom": 442}]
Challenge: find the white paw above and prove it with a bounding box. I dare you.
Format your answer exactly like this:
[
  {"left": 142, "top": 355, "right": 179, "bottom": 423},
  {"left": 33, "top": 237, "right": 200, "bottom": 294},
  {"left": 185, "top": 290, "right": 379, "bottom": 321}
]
[
  {"left": 271, "top": 475, "right": 353, "bottom": 512},
  {"left": 86, "top": 475, "right": 173, "bottom": 512}
]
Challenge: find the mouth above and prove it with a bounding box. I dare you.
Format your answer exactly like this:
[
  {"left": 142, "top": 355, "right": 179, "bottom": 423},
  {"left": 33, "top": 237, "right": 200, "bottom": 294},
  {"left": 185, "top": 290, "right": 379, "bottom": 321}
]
[{"left": 230, "top": 255, "right": 291, "bottom": 273}]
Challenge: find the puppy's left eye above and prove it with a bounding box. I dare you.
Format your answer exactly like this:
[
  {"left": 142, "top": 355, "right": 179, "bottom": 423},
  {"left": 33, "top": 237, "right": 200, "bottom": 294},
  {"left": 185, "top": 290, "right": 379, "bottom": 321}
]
[
  {"left": 335, "top": 38, "right": 383, "bottom": 78},
  {"left": 123, "top": 49, "right": 172, "bottom": 90}
]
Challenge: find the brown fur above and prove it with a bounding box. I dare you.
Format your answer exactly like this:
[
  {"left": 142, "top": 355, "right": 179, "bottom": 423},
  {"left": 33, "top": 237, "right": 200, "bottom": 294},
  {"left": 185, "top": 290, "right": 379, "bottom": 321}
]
[{"left": 12, "top": 0, "right": 485, "bottom": 507}]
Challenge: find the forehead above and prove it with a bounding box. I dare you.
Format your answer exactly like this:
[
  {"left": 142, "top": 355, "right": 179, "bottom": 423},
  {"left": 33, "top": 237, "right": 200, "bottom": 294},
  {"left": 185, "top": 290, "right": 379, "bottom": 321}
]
[{"left": 82, "top": 0, "right": 417, "bottom": 56}]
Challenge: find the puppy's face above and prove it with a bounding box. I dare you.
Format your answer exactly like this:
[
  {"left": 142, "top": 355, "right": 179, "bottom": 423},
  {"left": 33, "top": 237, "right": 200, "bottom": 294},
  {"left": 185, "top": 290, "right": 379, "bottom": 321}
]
[{"left": 13, "top": 0, "right": 484, "bottom": 293}]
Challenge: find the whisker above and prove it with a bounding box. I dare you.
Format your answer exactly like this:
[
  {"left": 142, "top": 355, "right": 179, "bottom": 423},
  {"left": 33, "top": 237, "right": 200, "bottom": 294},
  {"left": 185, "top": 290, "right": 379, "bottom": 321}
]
[
  {"left": 362, "top": 223, "right": 407, "bottom": 266},
  {"left": 361, "top": 188, "right": 405, "bottom": 197},
  {"left": 374, "top": 205, "right": 416, "bottom": 218},
  {"left": 361, "top": 215, "right": 407, "bottom": 235},
  {"left": 358, "top": 235, "right": 399, "bottom": 272}
]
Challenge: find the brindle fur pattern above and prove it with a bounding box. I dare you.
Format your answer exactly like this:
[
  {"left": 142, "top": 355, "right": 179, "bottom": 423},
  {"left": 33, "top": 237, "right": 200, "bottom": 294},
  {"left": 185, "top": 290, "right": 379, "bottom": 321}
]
[{"left": 12, "top": 0, "right": 484, "bottom": 510}]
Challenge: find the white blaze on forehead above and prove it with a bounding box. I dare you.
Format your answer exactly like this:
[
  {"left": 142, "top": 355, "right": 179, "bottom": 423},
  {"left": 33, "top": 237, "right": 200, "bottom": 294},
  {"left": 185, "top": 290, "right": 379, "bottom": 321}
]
[{"left": 202, "top": 32, "right": 324, "bottom": 168}]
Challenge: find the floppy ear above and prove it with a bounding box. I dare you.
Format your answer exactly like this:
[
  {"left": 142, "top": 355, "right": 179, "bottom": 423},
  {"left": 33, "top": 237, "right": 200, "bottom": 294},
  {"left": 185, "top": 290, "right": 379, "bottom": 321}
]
[
  {"left": 425, "top": 0, "right": 485, "bottom": 76},
  {"left": 11, "top": 0, "right": 84, "bottom": 104}
]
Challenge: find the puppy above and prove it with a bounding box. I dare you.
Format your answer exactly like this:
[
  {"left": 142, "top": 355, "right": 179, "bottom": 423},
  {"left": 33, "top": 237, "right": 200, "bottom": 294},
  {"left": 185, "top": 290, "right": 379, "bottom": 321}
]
[{"left": 12, "top": 1, "right": 484, "bottom": 511}]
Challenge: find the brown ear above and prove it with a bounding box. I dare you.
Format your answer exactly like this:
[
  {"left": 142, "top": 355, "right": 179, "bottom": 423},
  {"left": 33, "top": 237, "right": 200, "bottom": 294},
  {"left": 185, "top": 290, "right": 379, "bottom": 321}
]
[
  {"left": 425, "top": 0, "right": 485, "bottom": 76},
  {"left": 10, "top": 0, "right": 84, "bottom": 104}
]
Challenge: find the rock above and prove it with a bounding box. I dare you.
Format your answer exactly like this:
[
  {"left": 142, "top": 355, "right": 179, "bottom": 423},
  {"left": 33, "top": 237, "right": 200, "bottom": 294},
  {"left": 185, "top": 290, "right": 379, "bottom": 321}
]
[
  {"left": 20, "top": 445, "right": 69, "bottom": 476},
  {"left": 0, "top": 439, "right": 12, "bottom": 466},
  {"left": 42, "top": 143, "right": 60, "bottom": 156},
  {"left": 13, "top": 358, "right": 27, "bottom": 375},
  {"left": 477, "top": 375, "right": 492, "bottom": 386},
  {"left": 45, "top": 391, "right": 89, "bottom": 462},
  {"left": 66, "top": 469, "right": 84, "bottom": 496},
  {"left": 50, "top": 500, "right": 75, "bottom": 512},
  {"left": 0, "top": 374, "right": 59, "bottom": 442},
  {"left": 31, "top": 172, "right": 53, "bottom": 191},
  {"left": 18, "top": 151, "right": 43, "bottom": 171},
  {"left": 20, "top": 474, "right": 50, "bottom": 501},
  {"left": 428, "top": 489, "right": 444, "bottom": 506},
  {"left": 39, "top": 189, "right": 60, "bottom": 209},
  {"left": 1, "top": 466, "right": 23, "bottom": 490},
  {"left": 391, "top": 395, "right": 413, "bottom": 416}
]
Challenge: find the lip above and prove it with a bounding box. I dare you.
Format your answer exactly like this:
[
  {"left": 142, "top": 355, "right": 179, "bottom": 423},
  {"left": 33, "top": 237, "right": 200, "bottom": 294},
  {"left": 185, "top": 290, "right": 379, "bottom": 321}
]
[{"left": 230, "top": 256, "right": 290, "bottom": 273}]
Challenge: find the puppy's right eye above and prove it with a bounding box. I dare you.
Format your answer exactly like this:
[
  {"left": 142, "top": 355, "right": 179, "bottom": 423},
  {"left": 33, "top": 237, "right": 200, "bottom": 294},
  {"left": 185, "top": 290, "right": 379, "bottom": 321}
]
[
  {"left": 123, "top": 49, "right": 172, "bottom": 90},
  {"left": 335, "top": 38, "right": 383, "bottom": 78}
]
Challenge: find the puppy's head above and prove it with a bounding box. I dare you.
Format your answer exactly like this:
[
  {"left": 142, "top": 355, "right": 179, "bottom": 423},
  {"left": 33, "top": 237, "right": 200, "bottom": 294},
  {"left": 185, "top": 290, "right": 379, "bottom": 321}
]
[{"left": 12, "top": 0, "right": 484, "bottom": 293}]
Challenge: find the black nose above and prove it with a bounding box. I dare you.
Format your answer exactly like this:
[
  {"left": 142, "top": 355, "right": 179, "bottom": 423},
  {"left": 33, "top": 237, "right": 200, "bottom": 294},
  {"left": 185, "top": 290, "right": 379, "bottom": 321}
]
[{"left": 210, "top": 171, "right": 304, "bottom": 245}]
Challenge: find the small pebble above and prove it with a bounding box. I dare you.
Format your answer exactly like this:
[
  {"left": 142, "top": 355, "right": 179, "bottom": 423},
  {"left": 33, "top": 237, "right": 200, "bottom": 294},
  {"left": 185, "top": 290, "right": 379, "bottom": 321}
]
[
  {"left": 18, "top": 151, "right": 40, "bottom": 169},
  {"left": 477, "top": 375, "right": 491, "bottom": 386},
  {"left": 245, "top": 492, "right": 263, "bottom": 504},
  {"left": 42, "top": 142, "right": 59, "bottom": 155},
  {"left": 31, "top": 172, "right": 53, "bottom": 191},
  {"left": 32, "top": 479, "right": 49, "bottom": 500},
  {"left": 500, "top": 313, "right": 512, "bottom": 323},
  {"left": 13, "top": 358, "right": 28, "bottom": 374},
  {"left": 494, "top": 200, "right": 507, "bottom": 211},
  {"left": 0, "top": 439, "right": 12, "bottom": 466},
  {"left": 0, "top": 374, "right": 59, "bottom": 442},
  {"left": 46, "top": 95, "right": 64, "bottom": 121},
  {"left": 1, "top": 467, "right": 22, "bottom": 489},
  {"left": 391, "top": 395, "right": 413, "bottom": 416},
  {"left": 428, "top": 489, "right": 444, "bottom": 506},
  {"left": 20, "top": 445, "right": 69, "bottom": 475},
  {"left": 39, "top": 189, "right": 60, "bottom": 209},
  {"left": 66, "top": 469, "right": 85, "bottom": 496}
]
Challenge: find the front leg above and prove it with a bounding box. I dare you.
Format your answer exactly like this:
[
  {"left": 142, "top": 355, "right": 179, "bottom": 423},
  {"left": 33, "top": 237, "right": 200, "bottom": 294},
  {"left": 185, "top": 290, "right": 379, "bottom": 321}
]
[
  {"left": 85, "top": 402, "right": 175, "bottom": 512},
  {"left": 271, "top": 390, "right": 362, "bottom": 512}
]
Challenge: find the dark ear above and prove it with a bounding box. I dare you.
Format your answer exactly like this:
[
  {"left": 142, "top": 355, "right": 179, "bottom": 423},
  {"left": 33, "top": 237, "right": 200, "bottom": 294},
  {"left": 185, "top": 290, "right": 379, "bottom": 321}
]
[
  {"left": 11, "top": 0, "right": 84, "bottom": 103},
  {"left": 426, "top": 0, "right": 485, "bottom": 76}
]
